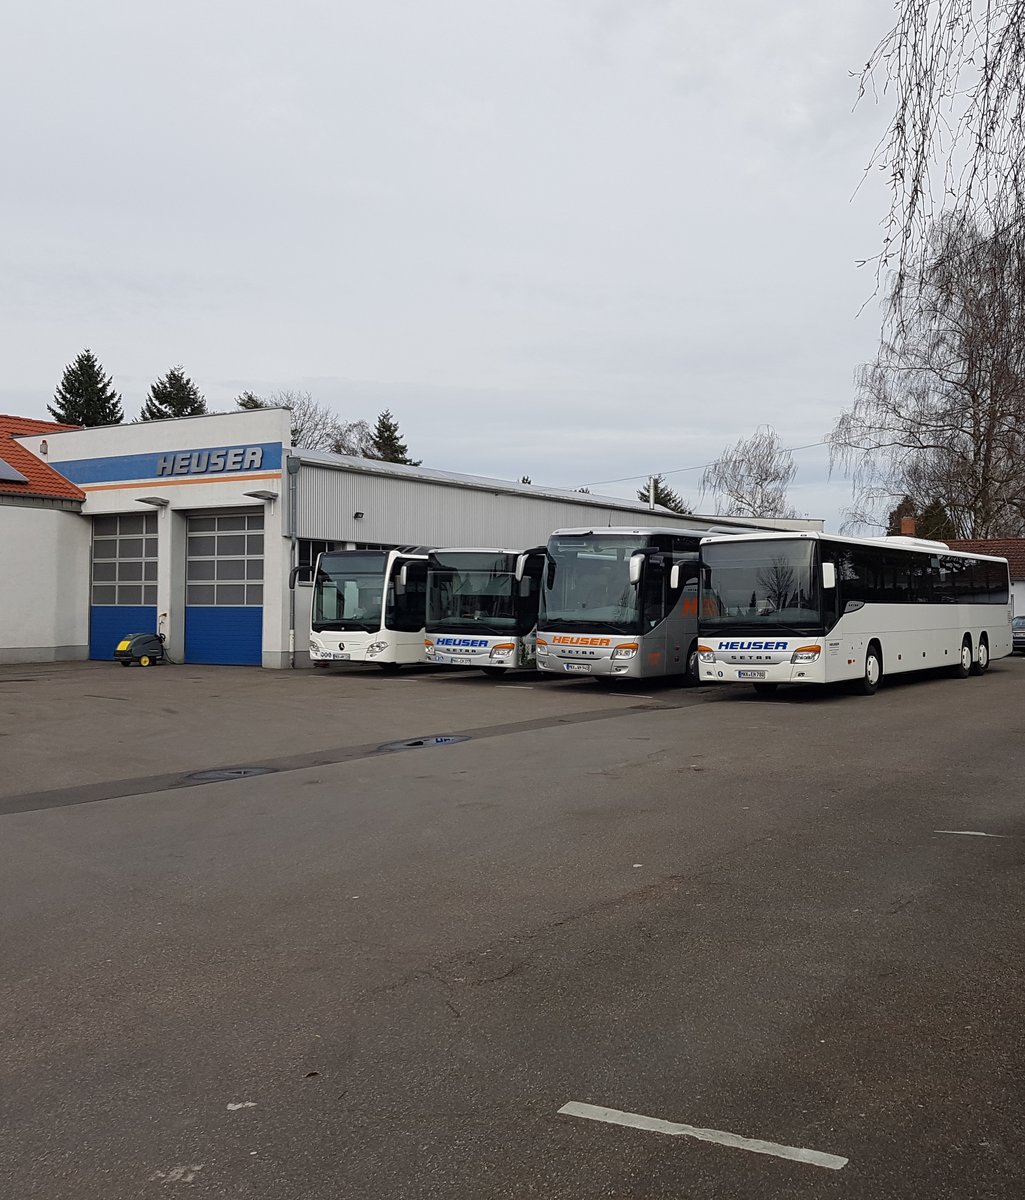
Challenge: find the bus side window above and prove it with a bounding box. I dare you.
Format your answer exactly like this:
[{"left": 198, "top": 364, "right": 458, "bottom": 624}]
[
  {"left": 387, "top": 561, "right": 428, "bottom": 631},
  {"left": 642, "top": 556, "right": 666, "bottom": 628}
]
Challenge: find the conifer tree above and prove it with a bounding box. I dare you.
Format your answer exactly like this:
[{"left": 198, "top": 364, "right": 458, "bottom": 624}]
[
  {"left": 48, "top": 349, "right": 123, "bottom": 426},
  {"left": 140, "top": 366, "right": 207, "bottom": 420},
  {"left": 367, "top": 409, "right": 421, "bottom": 464},
  {"left": 638, "top": 474, "right": 690, "bottom": 514}
]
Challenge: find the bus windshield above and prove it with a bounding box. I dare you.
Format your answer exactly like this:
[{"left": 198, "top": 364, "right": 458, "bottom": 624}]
[
  {"left": 426, "top": 553, "right": 525, "bottom": 635},
  {"left": 540, "top": 535, "right": 644, "bottom": 635},
  {"left": 312, "top": 553, "right": 388, "bottom": 632},
  {"left": 701, "top": 540, "right": 822, "bottom": 632}
]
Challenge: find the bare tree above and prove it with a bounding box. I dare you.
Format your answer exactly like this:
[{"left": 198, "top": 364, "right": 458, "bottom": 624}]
[
  {"left": 859, "top": 1, "right": 1025, "bottom": 298},
  {"left": 328, "top": 418, "right": 374, "bottom": 457},
  {"left": 236, "top": 389, "right": 366, "bottom": 453},
  {"left": 831, "top": 212, "right": 1025, "bottom": 537},
  {"left": 701, "top": 427, "right": 798, "bottom": 518},
  {"left": 756, "top": 557, "right": 797, "bottom": 613}
]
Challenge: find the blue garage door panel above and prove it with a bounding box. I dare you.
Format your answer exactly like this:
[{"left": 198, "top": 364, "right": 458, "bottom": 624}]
[
  {"left": 90, "top": 606, "right": 158, "bottom": 660},
  {"left": 185, "top": 607, "right": 263, "bottom": 666}
]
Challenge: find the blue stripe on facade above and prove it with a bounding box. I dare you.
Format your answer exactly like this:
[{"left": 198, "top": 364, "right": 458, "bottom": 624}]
[
  {"left": 89, "top": 606, "right": 158, "bottom": 660},
  {"left": 57, "top": 442, "right": 283, "bottom": 485},
  {"left": 185, "top": 607, "right": 263, "bottom": 666}
]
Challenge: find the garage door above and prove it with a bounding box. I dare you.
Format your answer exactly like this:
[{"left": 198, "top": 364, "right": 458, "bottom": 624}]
[
  {"left": 89, "top": 513, "right": 158, "bottom": 660},
  {"left": 184, "top": 512, "right": 264, "bottom": 665}
]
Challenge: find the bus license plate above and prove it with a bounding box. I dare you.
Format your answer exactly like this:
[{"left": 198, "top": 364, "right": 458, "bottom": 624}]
[
  {"left": 565, "top": 663, "right": 591, "bottom": 672},
  {"left": 329, "top": 652, "right": 351, "bottom": 660},
  {"left": 738, "top": 669, "right": 766, "bottom": 679}
]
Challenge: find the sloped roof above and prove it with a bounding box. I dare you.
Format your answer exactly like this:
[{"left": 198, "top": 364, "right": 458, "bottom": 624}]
[
  {"left": 947, "top": 538, "right": 1025, "bottom": 580},
  {"left": 0, "top": 416, "right": 86, "bottom": 501}
]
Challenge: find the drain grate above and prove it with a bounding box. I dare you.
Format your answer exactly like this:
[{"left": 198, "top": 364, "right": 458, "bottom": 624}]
[
  {"left": 186, "top": 767, "right": 277, "bottom": 783},
  {"left": 377, "top": 735, "right": 471, "bottom": 753}
]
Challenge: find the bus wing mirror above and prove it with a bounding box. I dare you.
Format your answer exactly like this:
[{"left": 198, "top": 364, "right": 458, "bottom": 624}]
[
  {"left": 822, "top": 562, "right": 836, "bottom": 590},
  {"left": 395, "top": 561, "right": 409, "bottom": 595},
  {"left": 289, "top": 565, "right": 301, "bottom": 590},
  {"left": 628, "top": 553, "right": 644, "bottom": 586},
  {"left": 514, "top": 553, "right": 527, "bottom": 582},
  {"left": 669, "top": 563, "right": 681, "bottom": 590}
]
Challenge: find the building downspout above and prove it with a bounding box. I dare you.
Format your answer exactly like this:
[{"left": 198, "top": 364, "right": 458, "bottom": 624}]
[{"left": 286, "top": 454, "right": 301, "bottom": 668}]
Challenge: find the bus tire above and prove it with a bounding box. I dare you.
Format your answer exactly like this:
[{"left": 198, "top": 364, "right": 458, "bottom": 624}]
[
  {"left": 970, "top": 636, "right": 989, "bottom": 675},
  {"left": 857, "top": 643, "right": 882, "bottom": 695},
  {"left": 378, "top": 662, "right": 402, "bottom": 674},
  {"left": 753, "top": 682, "right": 778, "bottom": 696},
  {"left": 954, "top": 636, "right": 972, "bottom": 679},
  {"left": 681, "top": 642, "right": 701, "bottom": 687}
]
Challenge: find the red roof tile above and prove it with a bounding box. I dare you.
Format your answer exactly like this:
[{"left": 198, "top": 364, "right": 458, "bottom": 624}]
[
  {"left": 947, "top": 538, "right": 1025, "bottom": 580},
  {"left": 0, "top": 415, "right": 86, "bottom": 501}
]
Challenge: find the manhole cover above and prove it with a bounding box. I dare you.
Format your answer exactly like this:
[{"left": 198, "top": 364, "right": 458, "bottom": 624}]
[
  {"left": 186, "top": 767, "right": 277, "bottom": 782},
  {"left": 378, "top": 735, "right": 471, "bottom": 753}
]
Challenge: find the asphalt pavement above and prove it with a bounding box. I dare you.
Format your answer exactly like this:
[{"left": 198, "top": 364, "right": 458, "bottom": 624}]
[{"left": 1, "top": 659, "right": 1023, "bottom": 1198}]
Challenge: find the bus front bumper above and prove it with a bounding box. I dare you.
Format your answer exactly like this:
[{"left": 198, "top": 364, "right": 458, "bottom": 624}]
[{"left": 698, "top": 658, "right": 824, "bottom": 685}]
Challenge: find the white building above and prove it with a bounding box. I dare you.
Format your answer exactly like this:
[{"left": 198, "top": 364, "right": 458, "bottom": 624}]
[{"left": 3, "top": 408, "right": 822, "bottom": 667}]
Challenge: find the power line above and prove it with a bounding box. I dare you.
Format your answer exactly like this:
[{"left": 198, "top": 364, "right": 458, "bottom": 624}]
[{"left": 579, "top": 440, "right": 830, "bottom": 489}]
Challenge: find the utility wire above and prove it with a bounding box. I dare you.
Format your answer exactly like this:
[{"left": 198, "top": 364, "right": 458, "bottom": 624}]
[{"left": 579, "top": 439, "right": 830, "bottom": 489}]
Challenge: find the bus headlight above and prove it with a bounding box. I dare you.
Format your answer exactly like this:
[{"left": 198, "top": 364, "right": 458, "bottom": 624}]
[
  {"left": 424, "top": 640, "right": 435, "bottom": 653},
  {"left": 535, "top": 639, "right": 549, "bottom": 656},
  {"left": 697, "top": 645, "right": 716, "bottom": 663},
  {"left": 490, "top": 643, "right": 515, "bottom": 659},
  {"left": 611, "top": 643, "right": 638, "bottom": 660},
  {"left": 790, "top": 645, "right": 821, "bottom": 663},
  {"left": 367, "top": 641, "right": 389, "bottom": 655}
]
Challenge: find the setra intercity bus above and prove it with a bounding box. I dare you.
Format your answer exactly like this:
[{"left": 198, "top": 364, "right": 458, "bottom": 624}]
[
  {"left": 423, "top": 547, "right": 546, "bottom": 674},
  {"left": 534, "top": 526, "right": 717, "bottom": 681},
  {"left": 697, "top": 531, "right": 1012, "bottom": 695},
  {"left": 308, "top": 548, "right": 430, "bottom": 671}
]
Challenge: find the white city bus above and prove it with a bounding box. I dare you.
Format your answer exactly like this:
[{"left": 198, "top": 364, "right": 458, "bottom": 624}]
[
  {"left": 308, "top": 548, "right": 430, "bottom": 671},
  {"left": 697, "top": 532, "right": 1012, "bottom": 695},
  {"left": 423, "top": 547, "right": 545, "bottom": 675},
  {"left": 535, "top": 527, "right": 710, "bottom": 681}
]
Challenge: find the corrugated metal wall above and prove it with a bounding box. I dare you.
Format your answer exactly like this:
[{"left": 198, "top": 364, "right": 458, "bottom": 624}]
[{"left": 297, "top": 467, "right": 704, "bottom": 547}]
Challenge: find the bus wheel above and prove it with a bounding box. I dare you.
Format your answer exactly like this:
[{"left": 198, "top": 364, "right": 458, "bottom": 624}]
[
  {"left": 970, "top": 637, "right": 989, "bottom": 676},
  {"left": 378, "top": 662, "right": 402, "bottom": 674},
  {"left": 681, "top": 643, "right": 701, "bottom": 687},
  {"left": 857, "top": 643, "right": 882, "bottom": 695},
  {"left": 954, "top": 637, "right": 972, "bottom": 679},
  {"left": 753, "top": 682, "right": 778, "bottom": 696},
  {"left": 481, "top": 667, "right": 505, "bottom": 678}
]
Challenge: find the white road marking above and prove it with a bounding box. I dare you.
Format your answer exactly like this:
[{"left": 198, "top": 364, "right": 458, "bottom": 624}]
[
  {"left": 933, "top": 830, "right": 1008, "bottom": 838},
  {"left": 227, "top": 1101, "right": 257, "bottom": 1111},
  {"left": 558, "top": 1102, "right": 849, "bottom": 1171},
  {"left": 149, "top": 1164, "right": 204, "bottom": 1183},
  {"left": 497, "top": 685, "right": 534, "bottom": 689}
]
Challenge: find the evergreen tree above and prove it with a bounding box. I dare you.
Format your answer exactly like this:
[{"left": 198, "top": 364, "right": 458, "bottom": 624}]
[
  {"left": 918, "top": 498, "right": 958, "bottom": 540},
  {"left": 140, "top": 366, "right": 207, "bottom": 420},
  {"left": 520, "top": 475, "right": 532, "bottom": 485},
  {"left": 235, "top": 390, "right": 264, "bottom": 410},
  {"left": 48, "top": 349, "right": 123, "bottom": 426},
  {"left": 638, "top": 474, "right": 690, "bottom": 514},
  {"left": 366, "top": 409, "right": 421, "bottom": 465}
]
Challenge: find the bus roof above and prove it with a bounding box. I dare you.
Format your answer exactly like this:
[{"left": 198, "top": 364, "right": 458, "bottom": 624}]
[
  {"left": 550, "top": 524, "right": 759, "bottom": 539},
  {"left": 699, "top": 529, "right": 1010, "bottom": 564}
]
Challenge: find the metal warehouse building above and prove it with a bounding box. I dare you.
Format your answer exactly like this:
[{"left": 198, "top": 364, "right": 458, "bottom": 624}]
[{"left": 2, "top": 407, "right": 821, "bottom": 667}]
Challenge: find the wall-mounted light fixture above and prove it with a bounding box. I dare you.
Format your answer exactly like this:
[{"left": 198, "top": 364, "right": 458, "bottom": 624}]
[
  {"left": 136, "top": 496, "right": 170, "bottom": 507},
  {"left": 244, "top": 490, "right": 279, "bottom": 502},
  {"left": 353, "top": 511, "right": 365, "bottom": 520}
]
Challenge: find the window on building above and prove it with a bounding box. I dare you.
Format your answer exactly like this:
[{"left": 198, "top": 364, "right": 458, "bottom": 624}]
[{"left": 91, "top": 513, "right": 158, "bottom": 606}]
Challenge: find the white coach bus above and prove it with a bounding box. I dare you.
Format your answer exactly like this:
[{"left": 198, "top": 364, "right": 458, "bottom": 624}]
[
  {"left": 423, "top": 547, "right": 545, "bottom": 675},
  {"left": 697, "top": 531, "right": 1012, "bottom": 695},
  {"left": 308, "top": 548, "right": 430, "bottom": 671}
]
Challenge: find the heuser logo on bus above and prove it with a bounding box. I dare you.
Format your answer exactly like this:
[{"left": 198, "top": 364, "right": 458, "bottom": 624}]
[
  {"left": 436, "top": 637, "right": 489, "bottom": 647},
  {"left": 717, "top": 640, "right": 790, "bottom": 651},
  {"left": 551, "top": 636, "right": 612, "bottom": 646}
]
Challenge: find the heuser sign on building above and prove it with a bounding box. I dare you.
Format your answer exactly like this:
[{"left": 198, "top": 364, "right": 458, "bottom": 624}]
[{"left": 156, "top": 446, "right": 264, "bottom": 476}]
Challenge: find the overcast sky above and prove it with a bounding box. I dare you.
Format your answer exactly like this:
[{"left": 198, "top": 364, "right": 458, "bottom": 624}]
[{"left": 2, "top": 0, "right": 896, "bottom": 529}]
